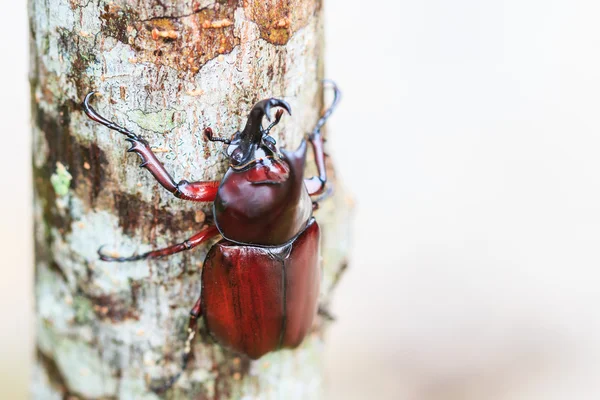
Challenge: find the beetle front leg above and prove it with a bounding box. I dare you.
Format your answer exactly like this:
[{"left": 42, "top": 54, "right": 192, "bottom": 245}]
[
  {"left": 304, "top": 80, "right": 341, "bottom": 197},
  {"left": 83, "top": 92, "right": 220, "bottom": 202},
  {"left": 99, "top": 225, "right": 219, "bottom": 262}
]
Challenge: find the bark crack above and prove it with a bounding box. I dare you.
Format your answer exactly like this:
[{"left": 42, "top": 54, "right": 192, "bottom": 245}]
[{"left": 139, "top": 6, "right": 210, "bottom": 23}]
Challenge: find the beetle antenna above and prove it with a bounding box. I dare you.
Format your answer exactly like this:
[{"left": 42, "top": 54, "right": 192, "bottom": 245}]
[
  {"left": 311, "top": 80, "right": 341, "bottom": 136},
  {"left": 204, "top": 127, "right": 231, "bottom": 144},
  {"left": 82, "top": 92, "right": 140, "bottom": 140},
  {"left": 262, "top": 109, "right": 285, "bottom": 135}
]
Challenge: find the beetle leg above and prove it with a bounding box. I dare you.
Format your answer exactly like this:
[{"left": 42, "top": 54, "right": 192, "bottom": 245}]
[
  {"left": 318, "top": 306, "right": 336, "bottom": 322},
  {"left": 185, "top": 296, "right": 202, "bottom": 361},
  {"left": 151, "top": 297, "right": 203, "bottom": 393},
  {"left": 98, "top": 225, "right": 219, "bottom": 262},
  {"left": 304, "top": 80, "right": 341, "bottom": 197},
  {"left": 83, "top": 92, "right": 220, "bottom": 202}
]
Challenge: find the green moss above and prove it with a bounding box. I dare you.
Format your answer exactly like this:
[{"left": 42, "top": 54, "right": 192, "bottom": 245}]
[
  {"left": 50, "top": 162, "right": 72, "bottom": 197},
  {"left": 126, "top": 109, "right": 186, "bottom": 133},
  {"left": 72, "top": 295, "right": 94, "bottom": 324}
]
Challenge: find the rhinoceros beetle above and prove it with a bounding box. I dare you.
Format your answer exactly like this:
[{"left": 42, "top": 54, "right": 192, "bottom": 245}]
[{"left": 82, "top": 81, "right": 340, "bottom": 390}]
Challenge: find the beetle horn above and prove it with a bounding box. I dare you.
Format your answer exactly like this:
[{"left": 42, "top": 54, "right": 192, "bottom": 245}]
[
  {"left": 259, "top": 98, "right": 292, "bottom": 122},
  {"left": 241, "top": 98, "right": 291, "bottom": 141}
]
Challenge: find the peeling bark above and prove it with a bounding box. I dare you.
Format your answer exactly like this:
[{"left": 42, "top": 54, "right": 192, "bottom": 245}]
[{"left": 30, "top": 0, "right": 350, "bottom": 398}]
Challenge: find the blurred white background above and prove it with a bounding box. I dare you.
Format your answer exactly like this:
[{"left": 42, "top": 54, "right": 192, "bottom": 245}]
[{"left": 3, "top": 0, "right": 600, "bottom": 398}]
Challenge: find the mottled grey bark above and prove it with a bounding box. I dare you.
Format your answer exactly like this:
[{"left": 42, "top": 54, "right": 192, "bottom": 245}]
[{"left": 30, "top": 0, "right": 350, "bottom": 399}]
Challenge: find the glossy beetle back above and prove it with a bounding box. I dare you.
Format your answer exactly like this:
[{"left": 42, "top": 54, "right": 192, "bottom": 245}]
[{"left": 201, "top": 218, "right": 320, "bottom": 359}]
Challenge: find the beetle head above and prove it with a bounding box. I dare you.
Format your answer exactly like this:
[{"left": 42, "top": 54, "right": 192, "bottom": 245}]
[{"left": 226, "top": 98, "right": 291, "bottom": 167}]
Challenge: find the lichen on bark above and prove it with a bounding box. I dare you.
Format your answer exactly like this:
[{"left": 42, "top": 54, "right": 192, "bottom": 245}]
[{"left": 30, "top": 0, "right": 350, "bottom": 399}]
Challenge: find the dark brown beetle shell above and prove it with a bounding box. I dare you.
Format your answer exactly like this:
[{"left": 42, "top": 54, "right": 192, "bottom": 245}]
[{"left": 201, "top": 218, "right": 320, "bottom": 359}]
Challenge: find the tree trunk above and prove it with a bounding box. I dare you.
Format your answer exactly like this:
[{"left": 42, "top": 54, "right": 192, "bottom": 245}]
[{"left": 30, "top": 0, "right": 350, "bottom": 399}]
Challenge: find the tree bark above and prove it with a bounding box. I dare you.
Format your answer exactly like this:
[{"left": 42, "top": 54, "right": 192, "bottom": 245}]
[{"left": 30, "top": 0, "right": 350, "bottom": 399}]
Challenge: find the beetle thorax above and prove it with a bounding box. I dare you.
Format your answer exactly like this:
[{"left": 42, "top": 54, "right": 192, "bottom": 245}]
[{"left": 213, "top": 153, "right": 312, "bottom": 246}]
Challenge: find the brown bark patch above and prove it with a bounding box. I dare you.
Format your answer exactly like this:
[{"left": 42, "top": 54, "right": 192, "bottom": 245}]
[
  {"left": 37, "top": 348, "right": 68, "bottom": 396},
  {"left": 213, "top": 355, "right": 252, "bottom": 399},
  {"left": 56, "top": 27, "right": 97, "bottom": 98},
  {"left": 99, "top": 4, "right": 140, "bottom": 46},
  {"left": 36, "top": 101, "right": 109, "bottom": 206},
  {"left": 100, "top": 1, "right": 240, "bottom": 74},
  {"left": 245, "top": 0, "right": 321, "bottom": 45},
  {"left": 87, "top": 293, "right": 140, "bottom": 322},
  {"left": 113, "top": 192, "right": 202, "bottom": 237}
]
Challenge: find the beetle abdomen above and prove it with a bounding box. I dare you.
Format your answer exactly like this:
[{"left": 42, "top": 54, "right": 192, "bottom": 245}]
[{"left": 201, "top": 218, "right": 320, "bottom": 359}]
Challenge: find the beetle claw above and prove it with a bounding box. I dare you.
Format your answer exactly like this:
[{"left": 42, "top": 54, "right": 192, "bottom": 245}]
[
  {"left": 311, "top": 80, "right": 340, "bottom": 135},
  {"left": 97, "top": 245, "right": 115, "bottom": 261},
  {"left": 83, "top": 92, "right": 141, "bottom": 141},
  {"left": 266, "top": 98, "right": 292, "bottom": 117},
  {"left": 98, "top": 246, "right": 145, "bottom": 262}
]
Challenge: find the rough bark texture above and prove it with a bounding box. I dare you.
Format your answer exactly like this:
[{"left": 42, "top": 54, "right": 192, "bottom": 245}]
[{"left": 30, "top": 0, "right": 350, "bottom": 399}]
